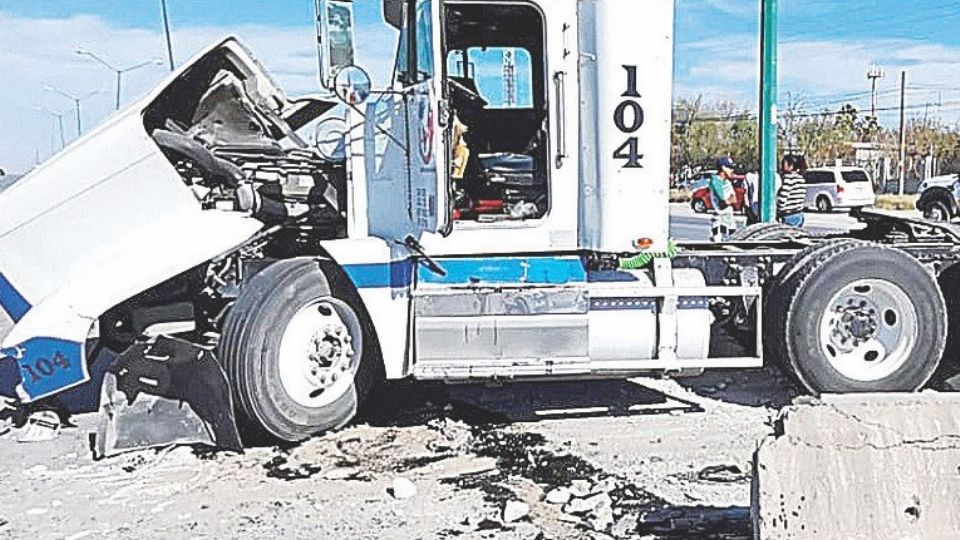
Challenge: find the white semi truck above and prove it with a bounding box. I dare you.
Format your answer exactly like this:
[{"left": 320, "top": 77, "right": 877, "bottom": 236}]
[{"left": 1, "top": 0, "right": 958, "bottom": 449}]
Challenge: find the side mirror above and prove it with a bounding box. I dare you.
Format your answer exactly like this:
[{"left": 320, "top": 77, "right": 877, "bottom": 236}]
[
  {"left": 334, "top": 65, "right": 372, "bottom": 106},
  {"left": 315, "top": 0, "right": 357, "bottom": 89}
]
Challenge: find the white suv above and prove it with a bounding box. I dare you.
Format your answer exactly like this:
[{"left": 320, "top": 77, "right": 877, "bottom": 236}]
[{"left": 803, "top": 167, "right": 876, "bottom": 212}]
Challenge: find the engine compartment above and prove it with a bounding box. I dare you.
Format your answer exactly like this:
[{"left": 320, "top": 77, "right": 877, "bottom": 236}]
[{"left": 145, "top": 46, "right": 347, "bottom": 236}]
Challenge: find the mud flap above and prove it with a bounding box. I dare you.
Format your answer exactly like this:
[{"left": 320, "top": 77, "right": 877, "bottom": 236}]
[{"left": 92, "top": 336, "right": 243, "bottom": 459}]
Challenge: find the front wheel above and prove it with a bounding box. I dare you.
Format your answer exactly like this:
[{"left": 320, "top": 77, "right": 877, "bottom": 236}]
[
  {"left": 219, "top": 258, "right": 382, "bottom": 442},
  {"left": 767, "top": 243, "right": 946, "bottom": 393}
]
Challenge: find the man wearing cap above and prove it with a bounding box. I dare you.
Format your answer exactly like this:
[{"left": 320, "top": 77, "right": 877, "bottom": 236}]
[{"left": 709, "top": 157, "right": 739, "bottom": 242}]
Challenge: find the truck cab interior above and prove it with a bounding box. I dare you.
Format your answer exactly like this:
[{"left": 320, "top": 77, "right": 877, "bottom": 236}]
[{"left": 441, "top": 2, "right": 549, "bottom": 223}]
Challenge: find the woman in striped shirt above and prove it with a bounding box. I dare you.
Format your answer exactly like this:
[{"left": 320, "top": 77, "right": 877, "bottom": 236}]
[{"left": 778, "top": 155, "right": 807, "bottom": 227}]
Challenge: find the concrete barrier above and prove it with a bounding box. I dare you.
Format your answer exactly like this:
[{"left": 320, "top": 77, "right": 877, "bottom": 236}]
[{"left": 752, "top": 393, "right": 960, "bottom": 539}]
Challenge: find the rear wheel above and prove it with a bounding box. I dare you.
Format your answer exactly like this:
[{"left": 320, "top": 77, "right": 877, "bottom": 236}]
[
  {"left": 692, "top": 198, "right": 707, "bottom": 213},
  {"left": 766, "top": 242, "right": 946, "bottom": 393},
  {"left": 219, "top": 258, "right": 382, "bottom": 442},
  {"left": 816, "top": 196, "right": 833, "bottom": 213},
  {"left": 923, "top": 200, "right": 951, "bottom": 222}
]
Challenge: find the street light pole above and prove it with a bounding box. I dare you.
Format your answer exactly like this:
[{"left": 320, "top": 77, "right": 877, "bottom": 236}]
[
  {"left": 76, "top": 49, "right": 163, "bottom": 110},
  {"left": 35, "top": 107, "right": 67, "bottom": 149},
  {"left": 160, "top": 0, "right": 176, "bottom": 72},
  {"left": 867, "top": 65, "right": 884, "bottom": 120},
  {"left": 44, "top": 86, "right": 101, "bottom": 137}
]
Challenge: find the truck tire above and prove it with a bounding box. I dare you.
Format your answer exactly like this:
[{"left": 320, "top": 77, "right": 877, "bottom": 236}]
[
  {"left": 767, "top": 242, "right": 946, "bottom": 393},
  {"left": 219, "top": 258, "right": 382, "bottom": 442},
  {"left": 729, "top": 223, "right": 810, "bottom": 242}
]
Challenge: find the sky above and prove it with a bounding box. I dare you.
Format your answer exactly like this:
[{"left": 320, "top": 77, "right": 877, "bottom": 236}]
[{"left": 3, "top": 0, "right": 960, "bottom": 172}]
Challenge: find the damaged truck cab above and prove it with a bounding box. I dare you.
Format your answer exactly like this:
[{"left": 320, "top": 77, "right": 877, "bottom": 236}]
[{"left": 2, "top": 0, "right": 959, "bottom": 448}]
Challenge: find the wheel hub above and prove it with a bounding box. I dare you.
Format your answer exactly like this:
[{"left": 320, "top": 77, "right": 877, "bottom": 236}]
[
  {"left": 278, "top": 298, "right": 362, "bottom": 408},
  {"left": 819, "top": 279, "right": 918, "bottom": 382},
  {"left": 304, "top": 317, "right": 355, "bottom": 392},
  {"left": 830, "top": 300, "right": 880, "bottom": 349}
]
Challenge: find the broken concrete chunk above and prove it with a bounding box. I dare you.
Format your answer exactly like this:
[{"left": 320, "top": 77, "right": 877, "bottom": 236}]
[
  {"left": 502, "top": 500, "right": 531, "bottom": 523},
  {"left": 611, "top": 514, "right": 639, "bottom": 537},
  {"left": 753, "top": 393, "right": 960, "bottom": 539},
  {"left": 387, "top": 477, "right": 417, "bottom": 500},
  {"left": 545, "top": 487, "right": 572, "bottom": 505},
  {"left": 568, "top": 479, "right": 593, "bottom": 498},
  {"left": 563, "top": 497, "right": 595, "bottom": 515},
  {"left": 564, "top": 493, "right": 611, "bottom": 517},
  {"left": 587, "top": 497, "right": 614, "bottom": 531},
  {"left": 592, "top": 477, "right": 618, "bottom": 494}
]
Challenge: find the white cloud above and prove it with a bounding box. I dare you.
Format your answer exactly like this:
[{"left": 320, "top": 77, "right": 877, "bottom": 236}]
[
  {"left": 6, "top": 10, "right": 960, "bottom": 172},
  {"left": 0, "top": 12, "right": 397, "bottom": 173},
  {"left": 677, "top": 32, "right": 960, "bottom": 128}
]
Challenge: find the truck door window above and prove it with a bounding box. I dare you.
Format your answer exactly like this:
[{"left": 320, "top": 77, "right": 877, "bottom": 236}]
[
  {"left": 393, "top": 0, "right": 434, "bottom": 87},
  {"left": 443, "top": 3, "right": 548, "bottom": 224},
  {"left": 415, "top": 1, "right": 434, "bottom": 82}
]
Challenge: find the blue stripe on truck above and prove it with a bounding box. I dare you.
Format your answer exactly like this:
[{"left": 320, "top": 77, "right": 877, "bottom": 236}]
[
  {"left": 342, "top": 256, "right": 588, "bottom": 289},
  {"left": 0, "top": 273, "right": 31, "bottom": 322}
]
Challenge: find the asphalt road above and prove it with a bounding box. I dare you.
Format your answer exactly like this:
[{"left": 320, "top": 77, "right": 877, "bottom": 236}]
[{"left": 669, "top": 203, "right": 873, "bottom": 241}]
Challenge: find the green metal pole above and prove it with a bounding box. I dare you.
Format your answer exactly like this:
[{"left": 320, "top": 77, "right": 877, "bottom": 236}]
[{"left": 759, "top": 0, "right": 778, "bottom": 223}]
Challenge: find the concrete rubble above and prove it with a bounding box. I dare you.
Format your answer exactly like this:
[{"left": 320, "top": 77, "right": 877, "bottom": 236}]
[
  {"left": 388, "top": 477, "right": 418, "bottom": 500},
  {"left": 502, "top": 500, "right": 530, "bottom": 523},
  {"left": 752, "top": 393, "right": 960, "bottom": 539}
]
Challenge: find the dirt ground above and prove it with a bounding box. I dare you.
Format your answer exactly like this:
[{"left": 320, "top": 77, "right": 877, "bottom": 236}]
[{"left": 0, "top": 363, "right": 809, "bottom": 540}]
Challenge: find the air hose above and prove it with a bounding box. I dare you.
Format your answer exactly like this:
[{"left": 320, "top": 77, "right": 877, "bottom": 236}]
[{"left": 619, "top": 239, "right": 679, "bottom": 270}]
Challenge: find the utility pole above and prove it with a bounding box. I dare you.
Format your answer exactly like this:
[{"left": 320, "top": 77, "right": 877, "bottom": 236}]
[
  {"left": 160, "top": 0, "right": 176, "bottom": 71},
  {"left": 867, "top": 65, "right": 884, "bottom": 120},
  {"left": 898, "top": 70, "right": 907, "bottom": 196},
  {"left": 759, "top": 0, "right": 778, "bottom": 223}
]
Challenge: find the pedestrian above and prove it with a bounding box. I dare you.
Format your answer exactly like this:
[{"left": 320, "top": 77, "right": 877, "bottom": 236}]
[
  {"left": 709, "top": 157, "right": 739, "bottom": 242},
  {"left": 778, "top": 155, "right": 806, "bottom": 227},
  {"left": 743, "top": 171, "right": 761, "bottom": 225}
]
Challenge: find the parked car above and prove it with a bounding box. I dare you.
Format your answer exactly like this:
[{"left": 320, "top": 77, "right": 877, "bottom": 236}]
[
  {"left": 916, "top": 174, "right": 960, "bottom": 222},
  {"left": 675, "top": 170, "right": 714, "bottom": 191},
  {"left": 803, "top": 167, "right": 876, "bottom": 212},
  {"left": 691, "top": 176, "right": 746, "bottom": 214}
]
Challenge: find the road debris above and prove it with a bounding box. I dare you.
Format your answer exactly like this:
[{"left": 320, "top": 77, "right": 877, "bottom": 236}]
[
  {"left": 544, "top": 487, "right": 572, "bottom": 505},
  {"left": 388, "top": 477, "right": 417, "bottom": 500},
  {"left": 502, "top": 500, "right": 530, "bottom": 523},
  {"left": 697, "top": 464, "right": 750, "bottom": 484},
  {"left": 16, "top": 410, "right": 62, "bottom": 443}
]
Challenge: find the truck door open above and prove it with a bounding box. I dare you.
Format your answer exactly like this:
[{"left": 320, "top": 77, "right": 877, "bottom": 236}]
[{"left": 365, "top": 0, "right": 450, "bottom": 243}]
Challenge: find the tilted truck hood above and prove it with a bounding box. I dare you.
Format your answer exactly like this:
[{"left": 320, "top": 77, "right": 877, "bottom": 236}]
[{"left": 0, "top": 38, "right": 278, "bottom": 401}]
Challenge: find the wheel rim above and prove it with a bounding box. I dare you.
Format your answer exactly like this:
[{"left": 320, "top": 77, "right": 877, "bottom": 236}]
[
  {"left": 927, "top": 204, "right": 948, "bottom": 221},
  {"left": 818, "top": 279, "right": 918, "bottom": 382},
  {"left": 818, "top": 198, "right": 829, "bottom": 212},
  {"left": 277, "top": 298, "right": 362, "bottom": 408},
  {"left": 694, "top": 200, "right": 705, "bottom": 212}
]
